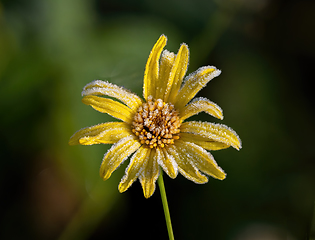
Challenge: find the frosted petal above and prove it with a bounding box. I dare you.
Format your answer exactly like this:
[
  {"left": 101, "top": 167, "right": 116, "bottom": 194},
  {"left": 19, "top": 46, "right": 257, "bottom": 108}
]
[
  {"left": 82, "top": 80, "right": 143, "bottom": 111},
  {"left": 180, "top": 97, "right": 223, "bottom": 121},
  {"left": 180, "top": 132, "right": 230, "bottom": 151},
  {"left": 175, "top": 141, "right": 226, "bottom": 180},
  {"left": 143, "top": 35, "right": 167, "bottom": 100},
  {"left": 181, "top": 121, "right": 242, "bottom": 150},
  {"left": 119, "top": 146, "right": 150, "bottom": 193},
  {"left": 166, "top": 145, "right": 208, "bottom": 183},
  {"left": 139, "top": 149, "right": 160, "bottom": 198},
  {"left": 82, "top": 95, "right": 134, "bottom": 123},
  {"left": 164, "top": 43, "right": 189, "bottom": 103},
  {"left": 175, "top": 66, "right": 221, "bottom": 110},
  {"left": 155, "top": 148, "right": 178, "bottom": 179},
  {"left": 100, "top": 136, "right": 141, "bottom": 181},
  {"left": 155, "top": 50, "right": 175, "bottom": 99},
  {"left": 69, "top": 122, "right": 131, "bottom": 145}
]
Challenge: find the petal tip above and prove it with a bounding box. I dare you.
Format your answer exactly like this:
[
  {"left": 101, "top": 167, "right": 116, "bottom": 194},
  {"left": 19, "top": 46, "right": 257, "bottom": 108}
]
[
  {"left": 81, "top": 96, "right": 90, "bottom": 105},
  {"left": 100, "top": 173, "right": 110, "bottom": 181},
  {"left": 68, "top": 138, "right": 76, "bottom": 146},
  {"left": 160, "top": 34, "right": 167, "bottom": 41},
  {"left": 236, "top": 142, "right": 242, "bottom": 151},
  {"left": 221, "top": 171, "right": 227, "bottom": 180},
  {"left": 180, "top": 42, "right": 189, "bottom": 51},
  {"left": 118, "top": 183, "right": 127, "bottom": 193},
  {"left": 233, "top": 133, "right": 242, "bottom": 150},
  {"left": 196, "top": 176, "right": 209, "bottom": 184},
  {"left": 143, "top": 188, "right": 155, "bottom": 198},
  {"left": 156, "top": 34, "right": 167, "bottom": 47}
]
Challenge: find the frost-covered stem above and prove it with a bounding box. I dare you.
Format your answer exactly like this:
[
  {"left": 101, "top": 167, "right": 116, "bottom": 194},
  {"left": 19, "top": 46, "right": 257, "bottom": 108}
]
[{"left": 158, "top": 171, "right": 174, "bottom": 240}]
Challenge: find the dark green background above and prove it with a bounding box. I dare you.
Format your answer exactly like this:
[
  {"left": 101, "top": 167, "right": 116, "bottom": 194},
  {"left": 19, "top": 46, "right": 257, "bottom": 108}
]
[{"left": 1, "top": 0, "right": 315, "bottom": 239}]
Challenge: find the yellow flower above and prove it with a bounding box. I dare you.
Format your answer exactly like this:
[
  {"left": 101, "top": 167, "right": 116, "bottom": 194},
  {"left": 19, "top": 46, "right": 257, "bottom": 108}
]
[{"left": 69, "top": 35, "right": 241, "bottom": 198}]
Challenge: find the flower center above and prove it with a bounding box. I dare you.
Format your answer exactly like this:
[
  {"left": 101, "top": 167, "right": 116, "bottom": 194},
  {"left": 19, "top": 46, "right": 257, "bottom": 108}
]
[{"left": 132, "top": 96, "right": 181, "bottom": 148}]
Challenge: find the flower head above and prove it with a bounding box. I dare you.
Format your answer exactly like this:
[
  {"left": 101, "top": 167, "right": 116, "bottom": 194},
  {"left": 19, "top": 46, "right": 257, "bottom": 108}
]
[{"left": 69, "top": 35, "right": 241, "bottom": 198}]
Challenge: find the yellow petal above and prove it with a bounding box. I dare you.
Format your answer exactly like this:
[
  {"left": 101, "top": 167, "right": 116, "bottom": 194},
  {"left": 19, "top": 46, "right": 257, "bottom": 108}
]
[
  {"left": 180, "top": 132, "right": 230, "bottom": 151},
  {"left": 179, "top": 97, "right": 223, "bottom": 121},
  {"left": 139, "top": 149, "right": 160, "bottom": 198},
  {"left": 166, "top": 145, "right": 208, "bottom": 183},
  {"left": 82, "top": 95, "right": 134, "bottom": 123},
  {"left": 164, "top": 43, "right": 189, "bottom": 103},
  {"left": 100, "top": 136, "right": 141, "bottom": 181},
  {"left": 155, "top": 148, "right": 178, "bottom": 179},
  {"left": 143, "top": 35, "right": 167, "bottom": 100},
  {"left": 181, "top": 121, "right": 242, "bottom": 150},
  {"left": 174, "top": 66, "right": 221, "bottom": 111},
  {"left": 155, "top": 50, "right": 175, "bottom": 99},
  {"left": 69, "top": 122, "right": 131, "bottom": 145},
  {"left": 82, "top": 80, "right": 143, "bottom": 111},
  {"left": 119, "top": 146, "right": 150, "bottom": 193},
  {"left": 175, "top": 140, "right": 226, "bottom": 180}
]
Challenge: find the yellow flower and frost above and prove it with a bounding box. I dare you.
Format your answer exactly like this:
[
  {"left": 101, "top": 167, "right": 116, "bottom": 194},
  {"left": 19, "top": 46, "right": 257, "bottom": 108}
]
[{"left": 69, "top": 35, "right": 241, "bottom": 198}]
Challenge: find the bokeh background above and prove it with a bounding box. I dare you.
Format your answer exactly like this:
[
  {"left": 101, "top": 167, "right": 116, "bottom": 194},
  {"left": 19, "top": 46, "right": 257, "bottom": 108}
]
[{"left": 1, "top": 0, "right": 315, "bottom": 239}]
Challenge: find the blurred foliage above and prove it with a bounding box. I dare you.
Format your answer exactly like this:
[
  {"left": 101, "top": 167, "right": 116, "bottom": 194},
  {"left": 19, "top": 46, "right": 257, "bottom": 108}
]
[{"left": 0, "top": 0, "right": 315, "bottom": 239}]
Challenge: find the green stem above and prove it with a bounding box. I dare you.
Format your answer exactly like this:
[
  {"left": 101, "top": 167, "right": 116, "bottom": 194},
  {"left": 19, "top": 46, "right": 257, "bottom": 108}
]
[{"left": 157, "top": 171, "right": 175, "bottom": 240}]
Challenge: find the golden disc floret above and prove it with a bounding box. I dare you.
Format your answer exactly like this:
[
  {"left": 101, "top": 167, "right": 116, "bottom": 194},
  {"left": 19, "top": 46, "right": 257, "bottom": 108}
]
[{"left": 132, "top": 96, "right": 181, "bottom": 148}]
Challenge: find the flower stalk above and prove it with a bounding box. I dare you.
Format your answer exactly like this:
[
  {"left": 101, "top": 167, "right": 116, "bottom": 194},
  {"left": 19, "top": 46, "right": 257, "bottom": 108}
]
[{"left": 158, "top": 171, "right": 175, "bottom": 240}]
